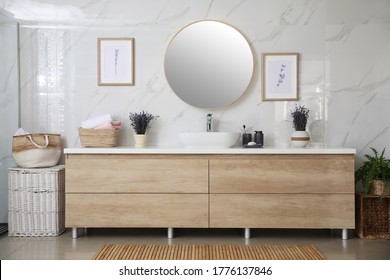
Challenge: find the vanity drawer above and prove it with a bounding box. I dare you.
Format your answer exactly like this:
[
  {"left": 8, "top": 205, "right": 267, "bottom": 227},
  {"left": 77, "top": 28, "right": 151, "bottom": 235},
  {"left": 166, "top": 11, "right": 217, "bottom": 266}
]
[
  {"left": 66, "top": 194, "right": 209, "bottom": 228},
  {"left": 210, "top": 194, "right": 355, "bottom": 229},
  {"left": 209, "top": 155, "right": 354, "bottom": 193},
  {"left": 66, "top": 155, "right": 208, "bottom": 193}
]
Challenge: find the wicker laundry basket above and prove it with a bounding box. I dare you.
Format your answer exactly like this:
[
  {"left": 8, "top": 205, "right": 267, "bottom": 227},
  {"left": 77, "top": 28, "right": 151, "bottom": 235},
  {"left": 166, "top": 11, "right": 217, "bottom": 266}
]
[
  {"left": 78, "top": 128, "right": 119, "bottom": 147},
  {"left": 356, "top": 193, "right": 390, "bottom": 239},
  {"left": 8, "top": 165, "right": 65, "bottom": 237}
]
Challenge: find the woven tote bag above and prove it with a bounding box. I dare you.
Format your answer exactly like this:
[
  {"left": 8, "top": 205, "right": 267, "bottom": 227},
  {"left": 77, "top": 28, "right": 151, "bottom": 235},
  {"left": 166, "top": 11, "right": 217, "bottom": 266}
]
[{"left": 12, "top": 134, "right": 62, "bottom": 168}]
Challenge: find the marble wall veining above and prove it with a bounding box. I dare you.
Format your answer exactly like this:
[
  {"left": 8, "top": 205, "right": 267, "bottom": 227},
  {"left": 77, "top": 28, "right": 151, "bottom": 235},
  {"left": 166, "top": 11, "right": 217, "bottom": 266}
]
[{"left": 1, "top": 0, "right": 390, "bottom": 164}]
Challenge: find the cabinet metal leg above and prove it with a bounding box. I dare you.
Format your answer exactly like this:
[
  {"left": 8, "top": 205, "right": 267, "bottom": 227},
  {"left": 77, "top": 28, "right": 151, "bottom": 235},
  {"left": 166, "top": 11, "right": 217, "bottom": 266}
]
[
  {"left": 342, "top": 229, "right": 348, "bottom": 240},
  {"left": 244, "top": 228, "right": 251, "bottom": 239},
  {"left": 168, "top": 228, "right": 174, "bottom": 239},
  {"left": 72, "top": 227, "right": 78, "bottom": 239}
]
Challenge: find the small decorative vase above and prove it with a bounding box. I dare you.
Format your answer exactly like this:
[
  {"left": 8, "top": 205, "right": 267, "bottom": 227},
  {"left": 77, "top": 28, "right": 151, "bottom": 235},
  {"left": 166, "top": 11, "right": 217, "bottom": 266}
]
[
  {"left": 291, "top": 130, "right": 310, "bottom": 147},
  {"left": 370, "top": 179, "right": 389, "bottom": 196},
  {"left": 134, "top": 134, "right": 147, "bottom": 148}
]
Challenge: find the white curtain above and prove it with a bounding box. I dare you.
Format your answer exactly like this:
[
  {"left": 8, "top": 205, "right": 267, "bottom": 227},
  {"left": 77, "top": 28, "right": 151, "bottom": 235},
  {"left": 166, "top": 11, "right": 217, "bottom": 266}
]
[{"left": 0, "top": 15, "right": 19, "bottom": 223}]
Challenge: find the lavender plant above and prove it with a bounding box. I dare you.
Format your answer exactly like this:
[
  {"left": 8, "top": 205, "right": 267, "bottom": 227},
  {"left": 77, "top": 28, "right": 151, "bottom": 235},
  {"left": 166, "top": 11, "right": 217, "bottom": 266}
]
[
  {"left": 290, "top": 105, "right": 309, "bottom": 131},
  {"left": 129, "top": 111, "right": 159, "bottom": 134}
]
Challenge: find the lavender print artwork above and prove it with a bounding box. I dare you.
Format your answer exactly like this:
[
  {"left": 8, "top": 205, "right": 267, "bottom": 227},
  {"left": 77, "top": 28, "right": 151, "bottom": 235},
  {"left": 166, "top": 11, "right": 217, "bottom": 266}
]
[
  {"left": 103, "top": 45, "right": 128, "bottom": 81},
  {"left": 276, "top": 64, "right": 286, "bottom": 87},
  {"left": 114, "top": 49, "right": 119, "bottom": 75},
  {"left": 262, "top": 53, "right": 298, "bottom": 100},
  {"left": 268, "top": 60, "right": 291, "bottom": 94},
  {"left": 99, "top": 38, "right": 133, "bottom": 85}
]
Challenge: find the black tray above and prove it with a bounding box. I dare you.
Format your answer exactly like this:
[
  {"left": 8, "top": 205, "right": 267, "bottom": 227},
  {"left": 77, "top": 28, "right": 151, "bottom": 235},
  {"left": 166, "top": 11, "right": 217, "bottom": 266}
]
[{"left": 243, "top": 144, "right": 263, "bottom": 148}]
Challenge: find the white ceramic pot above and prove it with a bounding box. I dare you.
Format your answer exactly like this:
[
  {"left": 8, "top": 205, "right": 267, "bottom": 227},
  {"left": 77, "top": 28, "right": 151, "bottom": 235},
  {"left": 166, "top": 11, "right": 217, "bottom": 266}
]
[
  {"left": 134, "top": 134, "right": 147, "bottom": 148},
  {"left": 291, "top": 130, "right": 310, "bottom": 147}
]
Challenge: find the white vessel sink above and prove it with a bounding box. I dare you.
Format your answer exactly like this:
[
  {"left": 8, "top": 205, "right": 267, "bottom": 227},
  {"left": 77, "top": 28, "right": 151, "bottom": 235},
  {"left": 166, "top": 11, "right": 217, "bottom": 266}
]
[{"left": 178, "top": 132, "right": 240, "bottom": 148}]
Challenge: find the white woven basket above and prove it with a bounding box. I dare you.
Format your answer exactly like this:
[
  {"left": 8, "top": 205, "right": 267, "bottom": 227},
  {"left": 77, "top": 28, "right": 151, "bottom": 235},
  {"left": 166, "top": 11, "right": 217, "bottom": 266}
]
[{"left": 8, "top": 165, "right": 65, "bottom": 237}]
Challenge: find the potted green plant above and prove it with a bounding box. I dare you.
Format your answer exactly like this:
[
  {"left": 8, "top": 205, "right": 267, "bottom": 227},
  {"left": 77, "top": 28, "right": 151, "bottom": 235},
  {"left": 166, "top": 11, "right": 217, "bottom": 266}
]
[
  {"left": 290, "top": 104, "right": 310, "bottom": 147},
  {"left": 355, "top": 147, "right": 390, "bottom": 196},
  {"left": 129, "top": 111, "right": 159, "bottom": 148}
]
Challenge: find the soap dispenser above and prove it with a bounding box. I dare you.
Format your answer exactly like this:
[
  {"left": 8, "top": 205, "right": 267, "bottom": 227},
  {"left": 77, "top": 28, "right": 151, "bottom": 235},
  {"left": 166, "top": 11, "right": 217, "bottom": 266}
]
[{"left": 254, "top": 131, "right": 264, "bottom": 147}]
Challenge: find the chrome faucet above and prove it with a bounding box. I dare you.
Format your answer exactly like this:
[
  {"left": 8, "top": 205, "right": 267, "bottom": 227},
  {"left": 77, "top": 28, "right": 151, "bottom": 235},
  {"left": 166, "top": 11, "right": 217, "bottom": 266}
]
[{"left": 207, "top": 113, "right": 213, "bottom": 132}]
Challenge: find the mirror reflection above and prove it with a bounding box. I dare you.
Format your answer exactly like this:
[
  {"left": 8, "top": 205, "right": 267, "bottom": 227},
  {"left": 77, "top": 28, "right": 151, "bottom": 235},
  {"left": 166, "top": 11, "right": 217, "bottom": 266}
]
[{"left": 164, "top": 20, "right": 254, "bottom": 109}]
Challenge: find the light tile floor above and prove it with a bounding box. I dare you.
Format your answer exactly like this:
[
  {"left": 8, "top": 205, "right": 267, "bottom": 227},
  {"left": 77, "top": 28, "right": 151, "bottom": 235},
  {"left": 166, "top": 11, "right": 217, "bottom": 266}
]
[{"left": 1, "top": 228, "right": 389, "bottom": 260}]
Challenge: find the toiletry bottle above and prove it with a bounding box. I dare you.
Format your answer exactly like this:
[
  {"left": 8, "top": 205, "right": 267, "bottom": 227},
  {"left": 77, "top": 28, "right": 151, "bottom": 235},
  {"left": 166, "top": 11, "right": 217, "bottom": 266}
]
[{"left": 254, "top": 131, "right": 264, "bottom": 147}]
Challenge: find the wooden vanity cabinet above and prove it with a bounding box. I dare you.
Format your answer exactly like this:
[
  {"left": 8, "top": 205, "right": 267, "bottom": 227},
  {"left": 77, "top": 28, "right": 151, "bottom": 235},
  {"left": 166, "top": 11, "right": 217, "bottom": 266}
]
[
  {"left": 65, "top": 155, "right": 209, "bottom": 229},
  {"left": 65, "top": 153, "right": 355, "bottom": 238},
  {"left": 209, "top": 154, "right": 355, "bottom": 229}
]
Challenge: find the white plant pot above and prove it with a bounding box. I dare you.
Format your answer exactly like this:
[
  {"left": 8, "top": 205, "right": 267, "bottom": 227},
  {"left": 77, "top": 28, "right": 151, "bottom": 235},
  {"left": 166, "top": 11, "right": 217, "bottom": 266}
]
[
  {"left": 134, "top": 134, "right": 147, "bottom": 148},
  {"left": 291, "top": 130, "right": 310, "bottom": 147}
]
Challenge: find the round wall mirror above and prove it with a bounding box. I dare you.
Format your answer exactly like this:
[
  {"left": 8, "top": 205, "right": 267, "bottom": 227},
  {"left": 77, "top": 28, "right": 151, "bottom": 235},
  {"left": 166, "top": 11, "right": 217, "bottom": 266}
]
[{"left": 164, "top": 20, "right": 254, "bottom": 109}]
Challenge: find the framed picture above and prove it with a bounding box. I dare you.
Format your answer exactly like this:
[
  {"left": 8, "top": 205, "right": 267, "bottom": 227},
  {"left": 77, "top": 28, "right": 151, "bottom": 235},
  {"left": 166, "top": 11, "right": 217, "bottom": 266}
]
[
  {"left": 98, "top": 38, "right": 134, "bottom": 86},
  {"left": 261, "top": 52, "right": 299, "bottom": 101}
]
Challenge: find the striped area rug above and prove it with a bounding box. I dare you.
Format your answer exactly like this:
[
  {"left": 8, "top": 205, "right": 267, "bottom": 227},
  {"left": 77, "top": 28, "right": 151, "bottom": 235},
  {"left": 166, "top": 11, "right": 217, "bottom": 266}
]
[{"left": 93, "top": 244, "right": 326, "bottom": 260}]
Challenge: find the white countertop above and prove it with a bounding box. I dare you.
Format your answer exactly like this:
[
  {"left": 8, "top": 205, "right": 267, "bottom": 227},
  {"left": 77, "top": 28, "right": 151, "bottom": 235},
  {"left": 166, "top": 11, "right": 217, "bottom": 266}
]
[{"left": 64, "top": 146, "right": 356, "bottom": 155}]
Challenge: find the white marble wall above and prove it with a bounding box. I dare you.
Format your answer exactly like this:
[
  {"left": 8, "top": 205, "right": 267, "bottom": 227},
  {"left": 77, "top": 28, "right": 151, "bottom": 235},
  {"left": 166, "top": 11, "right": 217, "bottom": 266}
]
[
  {"left": 325, "top": 0, "right": 390, "bottom": 162},
  {"left": 0, "top": 14, "right": 19, "bottom": 223},
  {"left": 2, "top": 0, "right": 390, "bottom": 166}
]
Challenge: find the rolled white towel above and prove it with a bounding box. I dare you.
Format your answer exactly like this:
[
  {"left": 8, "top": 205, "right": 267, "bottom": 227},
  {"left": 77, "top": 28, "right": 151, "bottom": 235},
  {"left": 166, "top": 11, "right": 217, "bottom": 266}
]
[{"left": 81, "top": 114, "right": 112, "bottom": 129}]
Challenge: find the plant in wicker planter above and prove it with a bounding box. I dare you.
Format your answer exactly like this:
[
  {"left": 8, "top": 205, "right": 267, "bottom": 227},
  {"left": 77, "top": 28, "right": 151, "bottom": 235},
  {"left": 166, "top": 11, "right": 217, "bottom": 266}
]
[
  {"left": 355, "top": 147, "right": 390, "bottom": 196},
  {"left": 129, "top": 111, "right": 159, "bottom": 148},
  {"left": 290, "top": 104, "right": 310, "bottom": 147}
]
